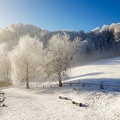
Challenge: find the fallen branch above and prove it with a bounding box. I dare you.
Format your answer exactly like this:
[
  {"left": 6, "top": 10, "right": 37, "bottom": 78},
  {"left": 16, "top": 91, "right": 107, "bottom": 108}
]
[
  {"left": 59, "top": 96, "right": 68, "bottom": 100},
  {"left": 72, "top": 100, "right": 82, "bottom": 107},
  {"left": 0, "top": 92, "right": 5, "bottom": 95}
]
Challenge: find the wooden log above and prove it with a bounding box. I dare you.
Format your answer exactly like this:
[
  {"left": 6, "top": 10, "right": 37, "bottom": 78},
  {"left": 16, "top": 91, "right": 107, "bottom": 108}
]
[
  {"left": 0, "top": 97, "right": 6, "bottom": 102},
  {"left": 0, "top": 97, "right": 6, "bottom": 107},
  {"left": 72, "top": 100, "right": 82, "bottom": 107},
  {"left": 59, "top": 96, "right": 68, "bottom": 100},
  {"left": 0, "top": 93, "right": 5, "bottom": 95}
]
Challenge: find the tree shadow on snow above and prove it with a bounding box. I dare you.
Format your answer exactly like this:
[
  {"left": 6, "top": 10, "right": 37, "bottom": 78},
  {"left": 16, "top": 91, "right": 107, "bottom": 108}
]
[
  {"left": 63, "top": 72, "right": 104, "bottom": 81},
  {"left": 82, "top": 104, "right": 89, "bottom": 107}
]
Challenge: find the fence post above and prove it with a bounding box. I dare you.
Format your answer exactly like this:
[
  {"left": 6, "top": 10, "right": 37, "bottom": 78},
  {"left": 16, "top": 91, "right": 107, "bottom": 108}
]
[
  {"left": 78, "top": 80, "right": 79, "bottom": 86},
  {"left": 100, "top": 81, "right": 104, "bottom": 90}
]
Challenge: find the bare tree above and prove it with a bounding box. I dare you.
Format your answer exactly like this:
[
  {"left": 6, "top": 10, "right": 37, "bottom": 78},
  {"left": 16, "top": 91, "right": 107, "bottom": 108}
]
[
  {"left": 9, "top": 35, "right": 43, "bottom": 89},
  {"left": 44, "top": 34, "right": 79, "bottom": 87}
]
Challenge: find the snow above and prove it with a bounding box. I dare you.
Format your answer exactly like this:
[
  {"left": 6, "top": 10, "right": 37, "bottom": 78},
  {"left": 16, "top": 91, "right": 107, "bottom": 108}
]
[
  {"left": 1, "top": 57, "right": 120, "bottom": 120},
  {"left": 66, "top": 57, "right": 120, "bottom": 88}
]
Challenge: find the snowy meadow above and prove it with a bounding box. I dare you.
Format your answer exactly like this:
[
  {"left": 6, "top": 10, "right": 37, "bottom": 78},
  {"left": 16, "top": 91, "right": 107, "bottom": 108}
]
[{"left": 1, "top": 57, "right": 120, "bottom": 120}]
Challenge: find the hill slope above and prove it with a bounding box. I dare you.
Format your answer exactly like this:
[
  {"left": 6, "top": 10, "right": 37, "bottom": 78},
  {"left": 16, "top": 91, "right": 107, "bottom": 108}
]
[{"left": 67, "top": 56, "right": 120, "bottom": 90}]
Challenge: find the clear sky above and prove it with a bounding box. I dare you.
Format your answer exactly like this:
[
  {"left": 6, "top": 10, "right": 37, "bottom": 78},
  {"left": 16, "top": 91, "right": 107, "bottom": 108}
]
[{"left": 0, "top": 0, "right": 120, "bottom": 32}]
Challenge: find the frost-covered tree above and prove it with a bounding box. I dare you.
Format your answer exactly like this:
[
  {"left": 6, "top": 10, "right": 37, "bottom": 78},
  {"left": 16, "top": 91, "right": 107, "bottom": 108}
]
[
  {"left": 1, "top": 22, "right": 120, "bottom": 68},
  {"left": 10, "top": 35, "right": 43, "bottom": 89},
  {"left": 0, "top": 23, "right": 49, "bottom": 48},
  {"left": 45, "top": 34, "right": 78, "bottom": 87},
  {"left": 0, "top": 43, "right": 10, "bottom": 81}
]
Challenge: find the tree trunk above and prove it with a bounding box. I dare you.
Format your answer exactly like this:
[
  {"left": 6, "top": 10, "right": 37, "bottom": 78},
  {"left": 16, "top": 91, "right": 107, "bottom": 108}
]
[
  {"left": 26, "top": 62, "right": 29, "bottom": 89},
  {"left": 26, "top": 77, "right": 29, "bottom": 89},
  {"left": 4, "top": 72, "right": 6, "bottom": 81},
  {"left": 58, "top": 73, "right": 62, "bottom": 87}
]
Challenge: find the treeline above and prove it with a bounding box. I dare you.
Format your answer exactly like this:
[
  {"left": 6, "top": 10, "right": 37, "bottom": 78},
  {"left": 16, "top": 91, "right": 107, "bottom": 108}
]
[{"left": 0, "top": 23, "right": 120, "bottom": 63}]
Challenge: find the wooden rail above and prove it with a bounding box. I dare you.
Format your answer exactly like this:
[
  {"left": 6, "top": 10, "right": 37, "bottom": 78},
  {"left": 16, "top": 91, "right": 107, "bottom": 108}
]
[
  {"left": 22, "top": 81, "right": 120, "bottom": 89},
  {"left": 63, "top": 82, "right": 120, "bottom": 87},
  {"left": 62, "top": 82, "right": 120, "bottom": 90}
]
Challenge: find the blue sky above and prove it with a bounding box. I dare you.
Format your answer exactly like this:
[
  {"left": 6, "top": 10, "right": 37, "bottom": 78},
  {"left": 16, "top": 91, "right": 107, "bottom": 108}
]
[{"left": 0, "top": 0, "right": 120, "bottom": 32}]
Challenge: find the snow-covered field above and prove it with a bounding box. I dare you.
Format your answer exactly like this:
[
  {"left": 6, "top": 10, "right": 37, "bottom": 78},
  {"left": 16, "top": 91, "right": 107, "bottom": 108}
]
[{"left": 1, "top": 57, "right": 120, "bottom": 120}]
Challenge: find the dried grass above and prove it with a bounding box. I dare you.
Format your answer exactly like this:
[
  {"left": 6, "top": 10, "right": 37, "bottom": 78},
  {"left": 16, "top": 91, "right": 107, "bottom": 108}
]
[{"left": 0, "top": 80, "right": 12, "bottom": 87}]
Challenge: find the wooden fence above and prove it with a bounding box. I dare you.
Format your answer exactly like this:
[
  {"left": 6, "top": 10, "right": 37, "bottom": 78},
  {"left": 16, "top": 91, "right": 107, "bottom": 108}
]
[
  {"left": 22, "top": 81, "right": 120, "bottom": 90},
  {"left": 63, "top": 81, "right": 120, "bottom": 89}
]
